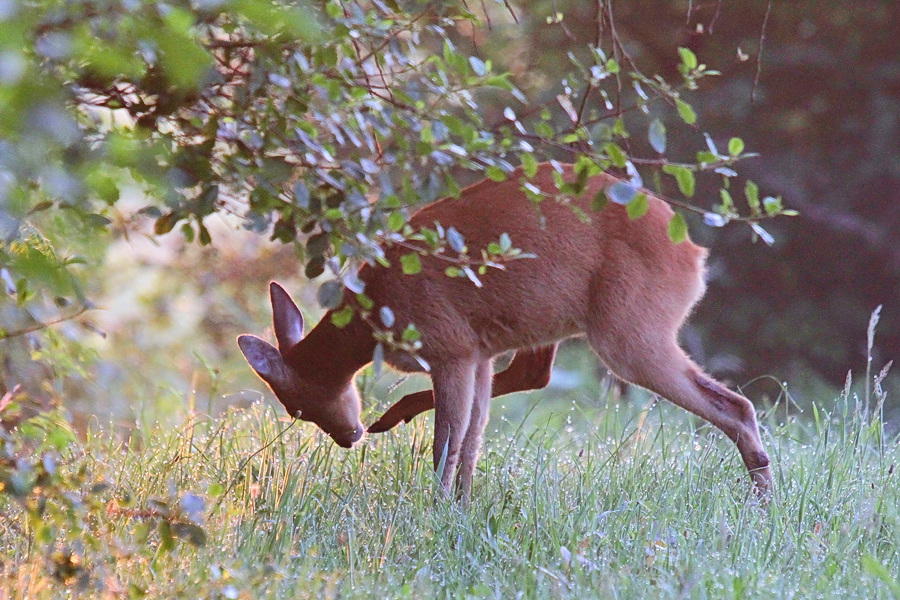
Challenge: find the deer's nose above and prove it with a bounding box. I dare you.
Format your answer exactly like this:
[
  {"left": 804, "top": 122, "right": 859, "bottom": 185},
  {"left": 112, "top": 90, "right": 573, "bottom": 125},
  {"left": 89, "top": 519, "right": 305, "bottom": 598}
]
[{"left": 332, "top": 426, "right": 364, "bottom": 448}]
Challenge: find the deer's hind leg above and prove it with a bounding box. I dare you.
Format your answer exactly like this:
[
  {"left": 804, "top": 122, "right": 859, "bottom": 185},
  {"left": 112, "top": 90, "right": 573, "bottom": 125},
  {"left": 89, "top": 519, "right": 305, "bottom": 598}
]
[
  {"left": 601, "top": 341, "right": 772, "bottom": 493},
  {"left": 585, "top": 271, "right": 772, "bottom": 494}
]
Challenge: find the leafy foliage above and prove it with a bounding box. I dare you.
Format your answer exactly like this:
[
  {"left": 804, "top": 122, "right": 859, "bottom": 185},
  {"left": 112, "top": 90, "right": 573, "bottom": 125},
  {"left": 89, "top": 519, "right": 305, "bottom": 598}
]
[
  {"left": 0, "top": 0, "right": 788, "bottom": 339},
  {"left": 0, "top": 407, "right": 208, "bottom": 593}
]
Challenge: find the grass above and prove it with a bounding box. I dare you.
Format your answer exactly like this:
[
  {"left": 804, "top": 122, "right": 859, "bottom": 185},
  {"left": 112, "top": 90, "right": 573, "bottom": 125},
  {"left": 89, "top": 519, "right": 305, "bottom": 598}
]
[{"left": 2, "top": 381, "right": 899, "bottom": 600}]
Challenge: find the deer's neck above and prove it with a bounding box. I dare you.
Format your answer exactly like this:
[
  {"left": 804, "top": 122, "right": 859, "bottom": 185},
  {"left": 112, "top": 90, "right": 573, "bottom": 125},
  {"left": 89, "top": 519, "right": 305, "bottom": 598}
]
[{"left": 285, "top": 313, "right": 376, "bottom": 385}]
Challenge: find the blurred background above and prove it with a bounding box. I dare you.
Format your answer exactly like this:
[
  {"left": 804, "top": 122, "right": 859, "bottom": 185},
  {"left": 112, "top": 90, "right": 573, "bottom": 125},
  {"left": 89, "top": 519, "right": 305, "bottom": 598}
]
[{"left": 1, "top": 0, "right": 897, "bottom": 431}]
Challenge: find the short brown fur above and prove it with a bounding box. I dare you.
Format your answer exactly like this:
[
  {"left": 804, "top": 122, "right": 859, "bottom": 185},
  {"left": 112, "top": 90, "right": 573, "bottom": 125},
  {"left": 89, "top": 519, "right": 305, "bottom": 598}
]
[{"left": 238, "top": 163, "right": 772, "bottom": 502}]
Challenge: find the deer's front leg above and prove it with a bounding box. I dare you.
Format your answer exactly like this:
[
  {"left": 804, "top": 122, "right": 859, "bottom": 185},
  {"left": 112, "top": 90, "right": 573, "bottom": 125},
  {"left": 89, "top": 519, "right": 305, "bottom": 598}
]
[
  {"left": 367, "top": 344, "right": 558, "bottom": 434},
  {"left": 431, "top": 360, "right": 477, "bottom": 495},
  {"left": 455, "top": 358, "right": 493, "bottom": 504}
]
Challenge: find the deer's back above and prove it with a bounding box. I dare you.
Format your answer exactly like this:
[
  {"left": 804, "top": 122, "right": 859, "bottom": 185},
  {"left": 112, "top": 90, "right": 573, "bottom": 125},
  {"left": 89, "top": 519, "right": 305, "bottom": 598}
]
[{"left": 361, "top": 164, "right": 707, "bottom": 362}]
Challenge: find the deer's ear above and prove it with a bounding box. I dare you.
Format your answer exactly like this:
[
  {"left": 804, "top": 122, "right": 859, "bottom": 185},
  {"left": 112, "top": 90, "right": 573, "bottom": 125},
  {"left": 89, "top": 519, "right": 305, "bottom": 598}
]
[
  {"left": 270, "top": 281, "right": 304, "bottom": 352},
  {"left": 238, "top": 335, "right": 287, "bottom": 383}
]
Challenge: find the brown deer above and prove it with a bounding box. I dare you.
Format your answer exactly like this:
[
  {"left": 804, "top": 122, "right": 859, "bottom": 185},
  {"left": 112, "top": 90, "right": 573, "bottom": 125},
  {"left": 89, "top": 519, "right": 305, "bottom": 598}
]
[{"left": 238, "top": 163, "right": 772, "bottom": 502}]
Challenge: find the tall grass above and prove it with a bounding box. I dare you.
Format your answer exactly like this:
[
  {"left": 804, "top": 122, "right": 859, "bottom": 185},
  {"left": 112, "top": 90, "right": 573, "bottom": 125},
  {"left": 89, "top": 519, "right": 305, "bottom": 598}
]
[{"left": 2, "top": 376, "right": 898, "bottom": 599}]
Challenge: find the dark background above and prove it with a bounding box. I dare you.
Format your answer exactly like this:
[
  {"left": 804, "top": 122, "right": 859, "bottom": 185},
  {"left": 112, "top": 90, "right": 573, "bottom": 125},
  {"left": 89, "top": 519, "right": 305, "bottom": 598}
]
[{"left": 495, "top": 0, "right": 899, "bottom": 397}]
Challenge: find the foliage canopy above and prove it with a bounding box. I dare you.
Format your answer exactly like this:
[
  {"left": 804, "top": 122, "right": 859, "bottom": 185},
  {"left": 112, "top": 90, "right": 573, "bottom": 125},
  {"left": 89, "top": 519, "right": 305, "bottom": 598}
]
[{"left": 0, "top": 0, "right": 789, "bottom": 333}]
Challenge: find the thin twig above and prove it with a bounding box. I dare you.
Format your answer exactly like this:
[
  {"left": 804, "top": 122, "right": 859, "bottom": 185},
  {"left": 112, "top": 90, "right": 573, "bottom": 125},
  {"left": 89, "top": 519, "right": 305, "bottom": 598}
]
[
  {"left": 0, "top": 305, "right": 91, "bottom": 341},
  {"left": 501, "top": 0, "right": 519, "bottom": 23},
  {"left": 573, "top": 0, "right": 607, "bottom": 127},
  {"left": 475, "top": 0, "right": 492, "bottom": 31},
  {"left": 594, "top": 0, "right": 605, "bottom": 48},
  {"left": 708, "top": 0, "right": 723, "bottom": 34},
  {"left": 752, "top": 0, "right": 773, "bottom": 103},
  {"left": 551, "top": 0, "right": 576, "bottom": 41},
  {"left": 355, "top": 7, "right": 433, "bottom": 65},
  {"left": 606, "top": 1, "right": 633, "bottom": 155}
]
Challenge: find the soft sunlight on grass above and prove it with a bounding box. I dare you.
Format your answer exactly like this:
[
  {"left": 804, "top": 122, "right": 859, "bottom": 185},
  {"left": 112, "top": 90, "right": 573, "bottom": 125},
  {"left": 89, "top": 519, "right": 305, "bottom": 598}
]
[{"left": 2, "top": 383, "right": 899, "bottom": 599}]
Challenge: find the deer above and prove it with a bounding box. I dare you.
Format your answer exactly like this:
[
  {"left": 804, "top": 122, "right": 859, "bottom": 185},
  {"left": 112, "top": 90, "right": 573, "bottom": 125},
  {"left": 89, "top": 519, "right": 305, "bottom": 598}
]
[{"left": 238, "top": 162, "right": 773, "bottom": 503}]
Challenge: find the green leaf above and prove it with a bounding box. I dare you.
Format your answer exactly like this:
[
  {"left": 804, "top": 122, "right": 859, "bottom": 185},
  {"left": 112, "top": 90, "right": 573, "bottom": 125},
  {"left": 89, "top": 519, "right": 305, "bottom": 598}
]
[
  {"left": 28, "top": 201, "right": 53, "bottom": 215},
  {"left": 521, "top": 153, "right": 538, "bottom": 178},
  {"left": 324, "top": 208, "right": 344, "bottom": 221},
  {"left": 159, "top": 521, "right": 175, "bottom": 553},
  {"left": 678, "top": 47, "right": 698, "bottom": 70},
  {"left": 86, "top": 171, "right": 120, "bottom": 204},
  {"left": 420, "top": 122, "right": 433, "bottom": 143},
  {"left": 173, "top": 523, "right": 207, "bottom": 548},
  {"left": 696, "top": 151, "right": 719, "bottom": 164},
  {"left": 604, "top": 142, "right": 628, "bottom": 168},
  {"left": 305, "top": 258, "right": 325, "bottom": 279},
  {"left": 728, "top": 137, "right": 745, "bottom": 156},
  {"left": 626, "top": 193, "right": 649, "bottom": 220},
  {"left": 648, "top": 119, "right": 667, "bottom": 154},
  {"left": 535, "top": 121, "right": 554, "bottom": 138},
  {"left": 325, "top": 1, "right": 342, "bottom": 19},
  {"left": 485, "top": 74, "right": 513, "bottom": 90},
  {"left": 763, "top": 196, "right": 783, "bottom": 215},
  {"left": 180, "top": 223, "right": 195, "bottom": 243},
  {"left": 153, "top": 9, "right": 213, "bottom": 90},
  {"left": 47, "top": 425, "right": 76, "bottom": 451},
  {"left": 402, "top": 324, "right": 420, "bottom": 342},
  {"left": 485, "top": 165, "right": 507, "bottom": 182},
  {"left": 720, "top": 189, "right": 735, "bottom": 211},
  {"left": 356, "top": 293, "right": 374, "bottom": 310},
  {"left": 234, "top": 0, "right": 321, "bottom": 41},
  {"left": 331, "top": 306, "right": 354, "bottom": 328},
  {"left": 676, "top": 99, "right": 697, "bottom": 125},
  {"left": 445, "top": 173, "right": 461, "bottom": 198},
  {"left": 591, "top": 190, "right": 609, "bottom": 212},
  {"left": 317, "top": 280, "right": 343, "bottom": 310},
  {"left": 744, "top": 180, "right": 760, "bottom": 212},
  {"left": 154, "top": 213, "right": 178, "bottom": 235},
  {"left": 667, "top": 212, "right": 688, "bottom": 244},
  {"left": 388, "top": 211, "right": 406, "bottom": 232},
  {"left": 400, "top": 253, "right": 422, "bottom": 275},
  {"left": 663, "top": 165, "right": 695, "bottom": 197},
  {"left": 198, "top": 222, "right": 212, "bottom": 246}
]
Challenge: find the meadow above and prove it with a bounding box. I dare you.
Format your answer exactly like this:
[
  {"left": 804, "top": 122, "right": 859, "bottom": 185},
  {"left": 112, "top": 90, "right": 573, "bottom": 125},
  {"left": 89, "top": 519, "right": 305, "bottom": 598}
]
[{"left": 2, "top": 371, "right": 898, "bottom": 599}]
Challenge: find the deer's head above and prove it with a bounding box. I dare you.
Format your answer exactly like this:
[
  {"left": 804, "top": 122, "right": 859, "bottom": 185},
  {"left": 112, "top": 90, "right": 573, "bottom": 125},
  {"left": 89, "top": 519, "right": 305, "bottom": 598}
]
[{"left": 238, "top": 282, "right": 364, "bottom": 448}]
